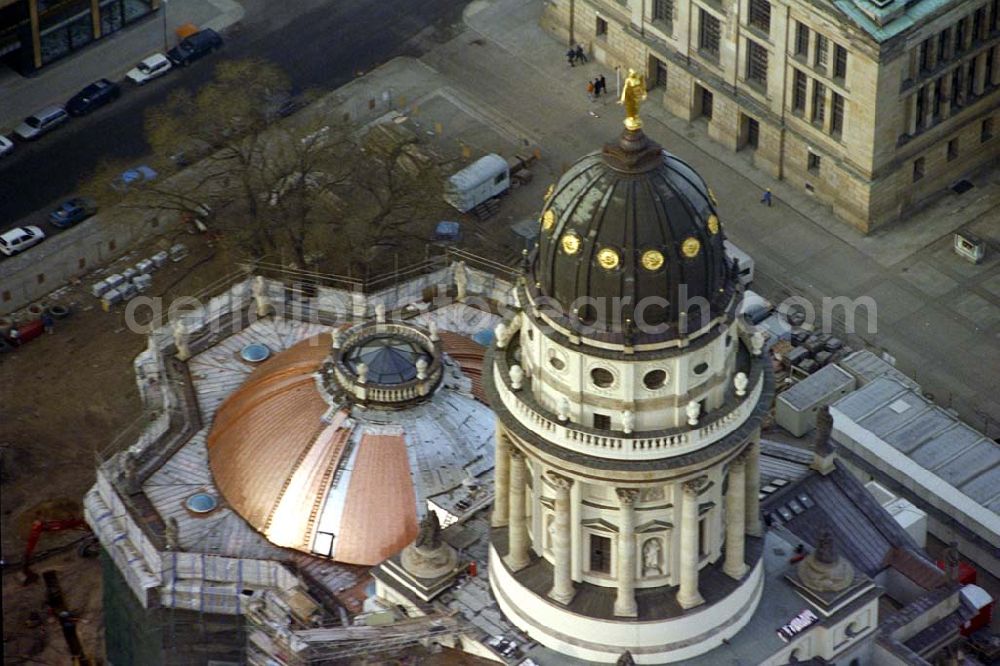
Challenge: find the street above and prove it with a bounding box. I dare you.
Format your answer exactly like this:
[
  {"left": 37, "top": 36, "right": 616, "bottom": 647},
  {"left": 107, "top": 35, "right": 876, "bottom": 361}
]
[{"left": 0, "top": 0, "right": 466, "bottom": 232}]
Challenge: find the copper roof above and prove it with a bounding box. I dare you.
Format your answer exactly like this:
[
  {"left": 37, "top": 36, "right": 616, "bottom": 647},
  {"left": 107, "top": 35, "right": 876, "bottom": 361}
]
[
  {"left": 208, "top": 334, "right": 333, "bottom": 541},
  {"left": 333, "top": 434, "right": 418, "bottom": 565},
  {"left": 438, "top": 330, "right": 486, "bottom": 402}
]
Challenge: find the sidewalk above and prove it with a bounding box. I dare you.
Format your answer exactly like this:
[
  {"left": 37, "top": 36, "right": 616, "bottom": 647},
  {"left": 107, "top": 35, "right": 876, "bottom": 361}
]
[
  {"left": 423, "top": 0, "right": 1000, "bottom": 430},
  {"left": 0, "top": 0, "right": 243, "bottom": 131}
]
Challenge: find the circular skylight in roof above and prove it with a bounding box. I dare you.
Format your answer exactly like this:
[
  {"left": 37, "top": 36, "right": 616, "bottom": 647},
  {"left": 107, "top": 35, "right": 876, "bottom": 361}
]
[
  {"left": 241, "top": 343, "right": 271, "bottom": 363},
  {"left": 185, "top": 492, "right": 218, "bottom": 514},
  {"left": 344, "top": 335, "right": 431, "bottom": 385}
]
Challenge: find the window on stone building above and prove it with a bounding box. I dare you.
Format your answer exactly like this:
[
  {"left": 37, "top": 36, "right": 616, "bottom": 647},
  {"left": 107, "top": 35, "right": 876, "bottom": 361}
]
[
  {"left": 993, "top": 0, "right": 1000, "bottom": 31},
  {"left": 590, "top": 534, "right": 612, "bottom": 573},
  {"left": 938, "top": 30, "right": 950, "bottom": 62},
  {"left": 812, "top": 81, "right": 826, "bottom": 123},
  {"left": 746, "top": 39, "right": 768, "bottom": 87},
  {"left": 833, "top": 43, "right": 848, "bottom": 79},
  {"left": 652, "top": 0, "right": 673, "bottom": 24},
  {"left": 793, "top": 69, "right": 807, "bottom": 111},
  {"left": 986, "top": 45, "right": 996, "bottom": 84},
  {"left": 933, "top": 79, "right": 943, "bottom": 118},
  {"left": 950, "top": 69, "right": 961, "bottom": 106},
  {"left": 915, "top": 86, "right": 926, "bottom": 126},
  {"left": 814, "top": 34, "right": 828, "bottom": 70},
  {"left": 973, "top": 7, "right": 985, "bottom": 41},
  {"left": 745, "top": 115, "right": 760, "bottom": 149},
  {"left": 593, "top": 413, "right": 611, "bottom": 430},
  {"left": 651, "top": 56, "right": 668, "bottom": 88},
  {"left": 808, "top": 151, "right": 821, "bottom": 173},
  {"left": 699, "top": 9, "right": 721, "bottom": 56},
  {"left": 831, "top": 93, "right": 844, "bottom": 136},
  {"left": 795, "top": 21, "right": 810, "bottom": 56},
  {"left": 983, "top": 117, "right": 995, "bottom": 142},
  {"left": 967, "top": 57, "right": 977, "bottom": 97},
  {"left": 748, "top": 0, "right": 770, "bottom": 34},
  {"left": 596, "top": 16, "right": 608, "bottom": 38},
  {"left": 698, "top": 517, "right": 709, "bottom": 557},
  {"left": 918, "top": 39, "right": 930, "bottom": 72},
  {"left": 699, "top": 85, "right": 715, "bottom": 119},
  {"left": 948, "top": 137, "right": 959, "bottom": 160},
  {"left": 913, "top": 157, "right": 925, "bottom": 181}
]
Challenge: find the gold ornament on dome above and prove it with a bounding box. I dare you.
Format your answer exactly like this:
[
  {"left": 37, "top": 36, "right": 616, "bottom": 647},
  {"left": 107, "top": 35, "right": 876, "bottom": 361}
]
[
  {"left": 597, "top": 247, "right": 620, "bottom": 270},
  {"left": 708, "top": 188, "right": 718, "bottom": 207},
  {"left": 545, "top": 184, "right": 555, "bottom": 201},
  {"left": 707, "top": 214, "right": 720, "bottom": 235},
  {"left": 542, "top": 209, "right": 555, "bottom": 231},
  {"left": 641, "top": 249, "right": 665, "bottom": 271},
  {"left": 619, "top": 68, "right": 648, "bottom": 130},
  {"left": 561, "top": 232, "right": 581, "bottom": 255},
  {"left": 681, "top": 237, "right": 701, "bottom": 258}
]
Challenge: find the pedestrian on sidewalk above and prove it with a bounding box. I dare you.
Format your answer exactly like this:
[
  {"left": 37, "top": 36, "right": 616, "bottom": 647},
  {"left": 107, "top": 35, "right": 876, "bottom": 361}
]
[
  {"left": 594, "top": 78, "right": 603, "bottom": 98},
  {"left": 42, "top": 312, "right": 54, "bottom": 334},
  {"left": 575, "top": 44, "right": 587, "bottom": 64},
  {"left": 587, "top": 79, "right": 596, "bottom": 100},
  {"left": 567, "top": 48, "right": 576, "bottom": 67},
  {"left": 9, "top": 327, "right": 19, "bottom": 346},
  {"left": 599, "top": 75, "right": 607, "bottom": 97},
  {"left": 760, "top": 188, "right": 773, "bottom": 207}
]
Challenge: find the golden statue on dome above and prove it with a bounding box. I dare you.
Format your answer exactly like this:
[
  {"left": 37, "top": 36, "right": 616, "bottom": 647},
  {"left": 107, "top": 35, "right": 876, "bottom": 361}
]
[{"left": 619, "top": 68, "right": 648, "bottom": 130}]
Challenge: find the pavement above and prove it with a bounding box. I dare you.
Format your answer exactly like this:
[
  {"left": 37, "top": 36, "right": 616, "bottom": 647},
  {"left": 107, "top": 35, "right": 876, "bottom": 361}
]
[
  {"left": 415, "top": 0, "right": 1000, "bottom": 432},
  {"left": 0, "top": 0, "right": 244, "bottom": 132}
]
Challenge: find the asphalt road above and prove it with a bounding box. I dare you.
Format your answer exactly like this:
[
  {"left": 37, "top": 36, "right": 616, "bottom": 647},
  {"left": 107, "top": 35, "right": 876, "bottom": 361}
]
[{"left": 0, "top": 0, "right": 466, "bottom": 234}]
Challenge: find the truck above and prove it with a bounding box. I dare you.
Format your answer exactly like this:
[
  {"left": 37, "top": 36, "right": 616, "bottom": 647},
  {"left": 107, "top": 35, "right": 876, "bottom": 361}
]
[
  {"left": 444, "top": 153, "right": 510, "bottom": 213},
  {"left": 724, "top": 239, "right": 755, "bottom": 286}
]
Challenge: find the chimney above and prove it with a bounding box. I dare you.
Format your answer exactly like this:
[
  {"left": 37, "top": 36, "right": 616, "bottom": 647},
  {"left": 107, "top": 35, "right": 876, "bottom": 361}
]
[{"left": 810, "top": 406, "right": 836, "bottom": 475}]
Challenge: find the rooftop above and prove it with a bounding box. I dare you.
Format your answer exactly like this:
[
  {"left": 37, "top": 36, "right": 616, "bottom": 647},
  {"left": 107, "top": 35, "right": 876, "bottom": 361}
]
[
  {"left": 833, "top": 0, "right": 964, "bottom": 44},
  {"left": 832, "top": 377, "right": 1000, "bottom": 546}
]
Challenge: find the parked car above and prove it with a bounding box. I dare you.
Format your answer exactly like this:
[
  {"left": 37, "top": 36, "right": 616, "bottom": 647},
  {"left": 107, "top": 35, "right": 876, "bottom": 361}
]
[
  {"left": 66, "top": 79, "right": 121, "bottom": 116},
  {"left": 0, "top": 135, "right": 13, "bottom": 157},
  {"left": 112, "top": 165, "right": 158, "bottom": 191},
  {"left": 49, "top": 197, "right": 97, "bottom": 228},
  {"left": 126, "top": 54, "right": 172, "bottom": 85},
  {"left": 739, "top": 289, "right": 774, "bottom": 325},
  {"left": 0, "top": 226, "right": 46, "bottom": 256},
  {"left": 167, "top": 29, "right": 223, "bottom": 66},
  {"left": 13, "top": 106, "right": 69, "bottom": 140}
]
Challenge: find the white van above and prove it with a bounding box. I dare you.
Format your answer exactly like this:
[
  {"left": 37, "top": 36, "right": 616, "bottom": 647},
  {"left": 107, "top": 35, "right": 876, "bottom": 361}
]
[
  {"left": 444, "top": 154, "right": 510, "bottom": 213},
  {"left": 724, "top": 240, "right": 755, "bottom": 286}
]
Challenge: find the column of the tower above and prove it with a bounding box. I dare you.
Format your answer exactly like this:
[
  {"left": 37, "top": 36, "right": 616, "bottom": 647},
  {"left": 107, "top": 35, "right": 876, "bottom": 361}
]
[
  {"left": 614, "top": 488, "right": 640, "bottom": 617},
  {"left": 548, "top": 472, "right": 575, "bottom": 604},
  {"left": 677, "top": 478, "right": 706, "bottom": 609},
  {"left": 745, "top": 434, "right": 762, "bottom": 537},
  {"left": 724, "top": 455, "right": 748, "bottom": 579},
  {"left": 492, "top": 424, "right": 510, "bottom": 527},
  {"left": 505, "top": 447, "right": 530, "bottom": 571}
]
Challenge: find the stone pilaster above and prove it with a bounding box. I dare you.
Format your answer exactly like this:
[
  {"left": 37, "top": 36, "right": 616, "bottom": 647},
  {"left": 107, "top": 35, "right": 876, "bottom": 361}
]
[
  {"left": 724, "top": 455, "right": 749, "bottom": 579},
  {"left": 991, "top": 46, "right": 1000, "bottom": 86},
  {"left": 492, "top": 425, "right": 510, "bottom": 528},
  {"left": 676, "top": 477, "right": 706, "bottom": 609},
  {"left": 940, "top": 74, "right": 952, "bottom": 120},
  {"left": 505, "top": 447, "right": 530, "bottom": 571},
  {"left": 614, "top": 488, "right": 640, "bottom": 617},
  {"left": 548, "top": 473, "right": 576, "bottom": 605},
  {"left": 973, "top": 51, "right": 988, "bottom": 95},
  {"left": 923, "top": 84, "right": 935, "bottom": 129},
  {"left": 745, "top": 434, "right": 762, "bottom": 537}
]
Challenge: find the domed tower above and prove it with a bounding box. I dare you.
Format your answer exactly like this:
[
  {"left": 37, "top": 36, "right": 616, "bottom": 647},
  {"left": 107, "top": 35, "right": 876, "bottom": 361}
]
[{"left": 484, "top": 88, "right": 773, "bottom": 663}]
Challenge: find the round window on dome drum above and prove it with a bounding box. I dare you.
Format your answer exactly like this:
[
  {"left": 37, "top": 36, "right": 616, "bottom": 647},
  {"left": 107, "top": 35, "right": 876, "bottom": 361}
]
[
  {"left": 643, "top": 369, "right": 667, "bottom": 390},
  {"left": 591, "top": 367, "right": 615, "bottom": 388},
  {"left": 693, "top": 362, "right": 709, "bottom": 375},
  {"left": 550, "top": 356, "right": 566, "bottom": 371}
]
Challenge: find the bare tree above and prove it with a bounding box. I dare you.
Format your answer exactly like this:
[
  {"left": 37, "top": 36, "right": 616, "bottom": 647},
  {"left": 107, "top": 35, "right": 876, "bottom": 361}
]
[{"left": 82, "top": 58, "right": 450, "bottom": 273}]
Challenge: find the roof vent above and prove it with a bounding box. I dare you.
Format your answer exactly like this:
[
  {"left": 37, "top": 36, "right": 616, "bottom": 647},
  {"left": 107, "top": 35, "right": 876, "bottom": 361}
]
[{"left": 889, "top": 399, "right": 911, "bottom": 414}]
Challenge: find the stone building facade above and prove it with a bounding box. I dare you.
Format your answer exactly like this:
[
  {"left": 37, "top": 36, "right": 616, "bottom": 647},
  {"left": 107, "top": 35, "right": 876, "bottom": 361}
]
[{"left": 541, "top": 0, "right": 1000, "bottom": 232}]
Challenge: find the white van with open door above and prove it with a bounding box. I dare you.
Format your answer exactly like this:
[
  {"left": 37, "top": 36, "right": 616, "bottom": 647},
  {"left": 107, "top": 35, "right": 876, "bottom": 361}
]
[{"left": 724, "top": 240, "right": 755, "bottom": 286}]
